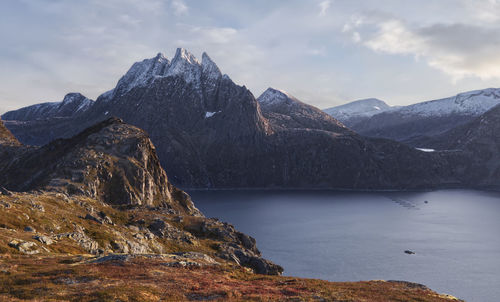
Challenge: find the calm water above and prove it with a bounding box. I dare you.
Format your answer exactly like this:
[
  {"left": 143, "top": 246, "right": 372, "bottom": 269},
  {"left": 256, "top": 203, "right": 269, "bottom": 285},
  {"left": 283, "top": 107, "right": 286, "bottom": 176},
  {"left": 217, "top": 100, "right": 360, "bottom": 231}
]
[{"left": 188, "top": 190, "right": 500, "bottom": 302}]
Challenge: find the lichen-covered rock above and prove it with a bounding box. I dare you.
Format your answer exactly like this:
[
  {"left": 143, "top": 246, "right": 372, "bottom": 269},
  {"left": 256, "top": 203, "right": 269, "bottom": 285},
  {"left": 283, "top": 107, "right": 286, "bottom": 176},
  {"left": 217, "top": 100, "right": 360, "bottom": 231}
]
[{"left": 8, "top": 239, "right": 42, "bottom": 254}]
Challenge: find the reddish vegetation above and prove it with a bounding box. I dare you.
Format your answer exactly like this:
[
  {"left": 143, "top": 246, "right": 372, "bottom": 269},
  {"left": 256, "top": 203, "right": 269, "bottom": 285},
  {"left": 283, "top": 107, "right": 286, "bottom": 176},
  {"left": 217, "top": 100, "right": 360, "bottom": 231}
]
[{"left": 0, "top": 255, "right": 462, "bottom": 301}]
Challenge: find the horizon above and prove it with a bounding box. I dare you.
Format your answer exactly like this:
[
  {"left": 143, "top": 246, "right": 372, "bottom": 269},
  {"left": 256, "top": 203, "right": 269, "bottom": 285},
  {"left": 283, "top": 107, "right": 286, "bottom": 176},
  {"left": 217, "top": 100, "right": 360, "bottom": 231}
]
[{"left": 2, "top": 1, "right": 500, "bottom": 113}]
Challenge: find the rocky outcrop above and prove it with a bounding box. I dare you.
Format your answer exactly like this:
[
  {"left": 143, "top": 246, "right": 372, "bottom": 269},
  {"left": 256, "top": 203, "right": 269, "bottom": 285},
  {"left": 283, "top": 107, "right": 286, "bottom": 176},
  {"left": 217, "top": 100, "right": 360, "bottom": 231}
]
[
  {"left": 185, "top": 218, "right": 283, "bottom": 275},
  {"left": 0, "top": 117, "right": 202, "bottom": 213}
]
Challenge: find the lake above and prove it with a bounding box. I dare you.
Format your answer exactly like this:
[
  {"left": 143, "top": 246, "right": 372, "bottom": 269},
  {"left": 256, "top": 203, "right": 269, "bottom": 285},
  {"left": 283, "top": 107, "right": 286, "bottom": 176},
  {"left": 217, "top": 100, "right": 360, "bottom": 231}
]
[{"left": 188, "top": 189, "right": 500, "bottom": 302}]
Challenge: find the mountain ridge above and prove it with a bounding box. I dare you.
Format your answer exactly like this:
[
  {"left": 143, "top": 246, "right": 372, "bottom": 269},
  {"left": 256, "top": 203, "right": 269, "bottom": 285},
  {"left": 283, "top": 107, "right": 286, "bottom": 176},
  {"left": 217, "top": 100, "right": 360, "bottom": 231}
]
[
  {"left": 1, "top": 48, "right": 467, "bottom": 190},
  {"left": 330, "top": 88, "right": 500, "bottom": 144}
]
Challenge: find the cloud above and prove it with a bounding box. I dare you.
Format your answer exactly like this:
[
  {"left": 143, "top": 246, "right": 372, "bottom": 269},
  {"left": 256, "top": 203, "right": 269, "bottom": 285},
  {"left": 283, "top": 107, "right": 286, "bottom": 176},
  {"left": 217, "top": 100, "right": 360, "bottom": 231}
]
[
  {"left": 172, "top": 0, "right": 188, "bottom": 16},
  {"left": 348, "top": 17, "right": 500, "bottom": 80},
  {"left": 190, "top": 26, "right": 237, "bottom": 44},
  {"left": 318, "top": 0, "right": 331, "bottom": 17}
]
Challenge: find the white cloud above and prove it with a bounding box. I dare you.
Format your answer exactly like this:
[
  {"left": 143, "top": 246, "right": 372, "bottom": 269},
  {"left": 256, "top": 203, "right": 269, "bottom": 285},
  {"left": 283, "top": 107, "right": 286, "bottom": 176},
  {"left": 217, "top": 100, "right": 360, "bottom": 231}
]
[
  {"left": 190, "top": 26, "right": 237, "bottom": 44},
  {"left": 318, "top": 0, "right": 331, "bottom": 17},
  {"left": 172, "top": 0, "right": 188, "bottom": 16},
  {"left": 354, "top": 18, "right": 500, "bottom": 80}
]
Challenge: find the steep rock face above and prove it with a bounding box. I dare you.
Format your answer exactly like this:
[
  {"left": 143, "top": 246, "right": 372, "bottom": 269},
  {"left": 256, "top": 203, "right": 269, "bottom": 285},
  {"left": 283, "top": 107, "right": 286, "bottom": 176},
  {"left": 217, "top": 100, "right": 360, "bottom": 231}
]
[
  {"left": 345, "top": 88, "right": 500, "bottom": 145},
  {"left": 0, "top": 117, "right": 200, "bottom": 213},
  {"left": 1, "top": 48, "right": 462, "bottom": 189},
  {"left": 415, "top": 104, "right": 500, "bottom": 188},
  {"left": 324, "top": 98, "right": 391, "bottom": 127},
  {"left": 258, "top": 88, "right": 350, "bottom": 133},
  {"left": 2, "top": 93, "right": 93, "bottom": 121}
]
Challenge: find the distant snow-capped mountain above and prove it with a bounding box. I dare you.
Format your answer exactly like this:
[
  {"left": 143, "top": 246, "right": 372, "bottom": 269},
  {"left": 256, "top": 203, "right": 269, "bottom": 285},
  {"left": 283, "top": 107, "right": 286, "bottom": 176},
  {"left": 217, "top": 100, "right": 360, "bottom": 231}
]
[
  {"left": 329, "top": 88, "right": 500, "bottom": 145},
  {"left": 2, "top": 93, "right": 93, "bottom": 121},
  {"left": 392, "top": 88, "right": 500, "bottom": 117},
  {"left": 323, "top": 98, "right": 391, "bottom": 127}
]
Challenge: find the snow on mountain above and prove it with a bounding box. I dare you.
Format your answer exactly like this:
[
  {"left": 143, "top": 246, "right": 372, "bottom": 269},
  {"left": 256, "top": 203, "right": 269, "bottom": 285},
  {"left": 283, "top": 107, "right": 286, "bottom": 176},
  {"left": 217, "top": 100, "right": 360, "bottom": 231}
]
[
  {"left": 393, "top": 88, "right": 500, "bottom": 117},
  {"left": 107, "top": 48, "right": 226, "bottom": 102},
  {"left": 165, "top": 48, "right": 202, "bottom": 84},
  {"left": 323, "top": 98, "right": 391, "bottom": 123},
  {"left": 2, "top": 93, "right": 93, "bottom": 121},
  {"left": 258, "top": 88, "right": 300, "bottom": 107},
  {"left": 201, "top": 52, "right": 222, "bottom": 80},
  {"left": 112, "top": 53, "right": 170, "bottom": 97}
]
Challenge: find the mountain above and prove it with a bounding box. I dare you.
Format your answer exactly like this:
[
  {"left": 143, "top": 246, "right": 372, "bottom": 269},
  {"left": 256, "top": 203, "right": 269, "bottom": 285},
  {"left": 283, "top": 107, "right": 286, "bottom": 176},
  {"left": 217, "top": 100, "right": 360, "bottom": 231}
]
[
  {"left": 2, "top": 48, "right": 463, "bottom": 189},
  {"left": 324, "top": 98, "right": 391, "bottom": 127},
  {"left": 258, "top": 88, "right": 350, "bottom": 133},
  {"left": 342, "top": 88, "right": 500, "bottom": 145},
  {"left": 2, "top": 92, "right": 93, "bottom": 121},
  {"left": 413, "top": 103, "right": 500, "bottom": 188}
]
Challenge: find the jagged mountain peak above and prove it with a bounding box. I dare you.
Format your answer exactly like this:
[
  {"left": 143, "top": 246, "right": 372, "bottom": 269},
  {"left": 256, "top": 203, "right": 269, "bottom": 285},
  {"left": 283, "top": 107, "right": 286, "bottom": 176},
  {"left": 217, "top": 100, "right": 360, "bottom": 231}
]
[
  {"left": 201, "top": 52, "right": 222, "bottom": 79},
  {"left": 258, "top": 87, "right": 300, "bottom": 106},
  {"left": 61, "top": 92, "right": 87, "bottom": 104},
  {"left": 173, "top": 47, "right": 200, "bottom": 65},
  {"left": 165, "top": 48, "right": 202, "bottom": 83},
  {"left": 112, "top": 53, "right": 171, "bottom": 97}
]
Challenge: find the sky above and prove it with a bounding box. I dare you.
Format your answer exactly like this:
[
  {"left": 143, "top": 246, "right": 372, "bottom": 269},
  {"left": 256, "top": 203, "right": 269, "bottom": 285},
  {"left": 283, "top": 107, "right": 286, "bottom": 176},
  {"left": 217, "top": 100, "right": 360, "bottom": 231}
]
[{"left": 2, "top": 0, "right": 500, "bottom": 114}]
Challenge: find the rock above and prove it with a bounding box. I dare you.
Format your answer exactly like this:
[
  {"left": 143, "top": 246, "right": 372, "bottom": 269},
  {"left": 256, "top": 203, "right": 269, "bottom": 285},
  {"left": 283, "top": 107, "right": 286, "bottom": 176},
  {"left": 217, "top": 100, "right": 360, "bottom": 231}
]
[
  {"left": 24, "top": 226, "right": 36, "bottom": 232},
  {"left": 8, "top": 239, "right": 41, "bottom": 254},
  {"left": 217, "top": 243, "right": 283, "bottom": 275},
  {"left": 33, "top": 235, "right": 54, "bottom": 245},
  {"left": 91, "top": 254, "right": 132, "bottom": 263},
  {"left": 162, "top": 261, "right": 201, "bottom": 268},
  {"left": 0, "top": 201, "right": 11, "bottom": 208},
  {"left": 30, "top": 201, "right": 45, "bottom": 212},
  {"left": 0, "top": 187, "right": 12, "bottom": 196},
  {"left": 404, "top": 250, "right": 415, "bottom": 255},
  {"left": 84, "top": 213, "right": 102, "bottom": 224},
  {"left": 148, "top": 219, "right": 196, "bottom": 244},
  {"left": 0, "top": 118, "right": 203, "bottom": 216},
  {"left": 56, "top": 229, "right": 100, "bottom": 254}
]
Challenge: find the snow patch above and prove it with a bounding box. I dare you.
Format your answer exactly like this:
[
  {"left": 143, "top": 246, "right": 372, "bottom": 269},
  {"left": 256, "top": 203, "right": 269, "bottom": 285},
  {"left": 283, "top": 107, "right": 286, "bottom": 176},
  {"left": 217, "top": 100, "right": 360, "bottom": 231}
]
[
  {"left": 416, "top": 148, "right": 435, "bottom": 152},
  {"left": 205, "top": 111, "right": 221, "bottom": 118}
]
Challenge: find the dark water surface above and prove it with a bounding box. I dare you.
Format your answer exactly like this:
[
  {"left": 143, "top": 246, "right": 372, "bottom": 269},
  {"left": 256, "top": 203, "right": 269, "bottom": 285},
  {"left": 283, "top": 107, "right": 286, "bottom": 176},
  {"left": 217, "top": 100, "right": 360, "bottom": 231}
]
[{"left": 188, "top": 189, "right": 500, "bottom": 302}]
